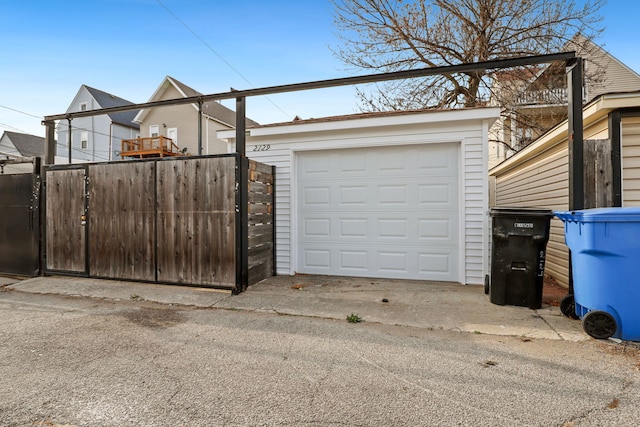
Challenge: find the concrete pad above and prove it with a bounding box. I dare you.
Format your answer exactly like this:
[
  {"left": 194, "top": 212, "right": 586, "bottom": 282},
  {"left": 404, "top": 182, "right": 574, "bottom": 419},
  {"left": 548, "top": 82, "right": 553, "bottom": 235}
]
[
  {"left": 0, "top": 276, "right": 20, "bottom": 286},
  {"left": 8, "top": 276, "right": 232, "bottom": 307},
  {"left": 4, "top": 274, "right": 588, "bottom": 341}
]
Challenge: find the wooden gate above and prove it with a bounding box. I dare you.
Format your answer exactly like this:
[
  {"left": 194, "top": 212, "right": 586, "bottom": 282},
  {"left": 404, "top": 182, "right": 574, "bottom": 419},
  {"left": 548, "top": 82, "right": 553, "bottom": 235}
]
[
  {"left": 45, "top": 166, "right": 88, "bottom": 274},
  {"left": 44, "top": 154, "right": 274, "bottom": 292}
]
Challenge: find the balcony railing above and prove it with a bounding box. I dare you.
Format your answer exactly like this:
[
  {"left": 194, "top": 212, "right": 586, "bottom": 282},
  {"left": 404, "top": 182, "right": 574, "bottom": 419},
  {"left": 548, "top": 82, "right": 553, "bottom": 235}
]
[
  {"left": 515, "top": 88, "right": 568, "bottom": 106},
  {"left": 120, "top": 136, "right": 184, "bottom": 159}
]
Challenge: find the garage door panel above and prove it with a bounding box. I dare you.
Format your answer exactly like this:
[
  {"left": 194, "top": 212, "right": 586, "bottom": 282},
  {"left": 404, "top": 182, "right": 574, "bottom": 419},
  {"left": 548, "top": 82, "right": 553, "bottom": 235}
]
[
  {"left": 303, "top": 186, "right": 331, "bottom": 206},
  {"left": 340, "top": 185, "right": 368, "bottom": 205},
  {"left": 297, "top": 143, "right": 460, "bottom": 281},
  {"left": 418, "top": 252, "right": 456, "bottom": 275},
  {"left": 340, "top": 218, "right": 368, "bottom": 238},
  {"left": 418, "top": 217, "right": 456, "bottom": 241},
  {"left": 418, "top": 182, "right": 456, "bottom": 206},
  {"left": 340, "top": 250, "right": 368, "bottom": 271},
  {"left": 303, "top": 217, "right": 331, "bottom": 237}
]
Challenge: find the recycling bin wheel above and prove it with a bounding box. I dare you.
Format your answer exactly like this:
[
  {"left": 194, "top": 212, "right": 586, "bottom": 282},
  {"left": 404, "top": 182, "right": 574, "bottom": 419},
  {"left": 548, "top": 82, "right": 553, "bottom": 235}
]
[
  {"left": 484, "top": 275, "right": 490, "bottom": 295},
  {"left": 582, "top": 310, "right": 617, "bottom": 340},
  {"left": 560, "top": 295, "right": 579, "bottom": 320}
]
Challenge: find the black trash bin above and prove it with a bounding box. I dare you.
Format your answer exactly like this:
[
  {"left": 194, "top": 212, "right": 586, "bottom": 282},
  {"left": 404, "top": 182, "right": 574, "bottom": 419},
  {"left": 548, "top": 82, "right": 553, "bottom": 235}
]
[{"left": 486, "top": 207, "right": 554, "bottom": 309}]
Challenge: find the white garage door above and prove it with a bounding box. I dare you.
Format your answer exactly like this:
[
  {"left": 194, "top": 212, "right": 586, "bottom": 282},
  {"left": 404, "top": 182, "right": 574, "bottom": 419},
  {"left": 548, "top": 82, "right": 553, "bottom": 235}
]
[{"left": 296, "top": 143, "right": 460, "bottom": 281}]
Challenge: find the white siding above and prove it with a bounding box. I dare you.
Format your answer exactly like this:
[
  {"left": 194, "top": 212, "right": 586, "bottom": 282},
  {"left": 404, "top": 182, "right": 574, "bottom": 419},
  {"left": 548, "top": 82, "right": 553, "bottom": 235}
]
[{"left": 226, "top": 109, "right": 499, "bottom": 285}]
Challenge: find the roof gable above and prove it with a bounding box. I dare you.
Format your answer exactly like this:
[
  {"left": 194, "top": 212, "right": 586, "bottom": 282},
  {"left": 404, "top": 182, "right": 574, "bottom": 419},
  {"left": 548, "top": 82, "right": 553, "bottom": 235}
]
[
  {"left": 78, "top": 85, "right": 140, "bottom": 130},
  {"left": 1, "top": 131, "right": 45, "bottom": 157},
  {"left": 133, "top": 76, "right": 259, "bottom": 128}
]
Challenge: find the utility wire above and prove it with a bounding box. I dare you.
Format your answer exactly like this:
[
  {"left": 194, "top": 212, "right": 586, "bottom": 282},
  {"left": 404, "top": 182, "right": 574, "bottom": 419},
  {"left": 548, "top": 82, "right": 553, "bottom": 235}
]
[
  {"left": 0, "top": 104, "right": 43, "bottom": 119},
  {"left": 0, "top": 105, "right": 124, "bottom": 161},
  {"left": 155, "top": 0, "right": 291, "bottom": 120},
  {"left": 0, "top": 121, "right": 28, "bottom": 133}
]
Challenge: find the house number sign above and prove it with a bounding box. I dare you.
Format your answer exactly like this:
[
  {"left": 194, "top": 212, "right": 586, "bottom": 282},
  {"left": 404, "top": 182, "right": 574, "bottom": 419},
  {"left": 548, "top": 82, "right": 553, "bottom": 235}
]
[{"left": 252, "top": 144, "right": 271, "bottom": 151}]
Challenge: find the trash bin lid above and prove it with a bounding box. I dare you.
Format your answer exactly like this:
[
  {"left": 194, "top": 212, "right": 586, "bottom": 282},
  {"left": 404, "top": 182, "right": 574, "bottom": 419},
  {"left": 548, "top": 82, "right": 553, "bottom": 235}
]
[
  {"left": 555, "top": 207, "right": 640, "bottom": 223},
  {"left": 490, "top": 207, "right": 554, "bottom": 217}
]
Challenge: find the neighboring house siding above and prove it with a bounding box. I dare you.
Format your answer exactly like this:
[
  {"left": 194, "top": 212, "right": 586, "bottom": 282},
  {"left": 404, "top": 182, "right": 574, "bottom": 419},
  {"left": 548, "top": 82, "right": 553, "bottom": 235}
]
[
  {"left": 58, "top": 114, "right": 113, "bottom": 162},
  {"left": 492, "top": 114, "right": 611, "bottom": 288},
  {"left": 0, "top": 134, "right": 21, "bottom": 157},
  {"left": 494, "top": 142, "right": 570, "bottom": 285},
  {"left": 622, "top": 116, "right": 640, "bottom": 206},
  {"left": 112, "top": 124, "right": 139, "bottom": 159},
  {"left": 586, "top": 48, "right": 640, "bottom": 101},
  {"left": 138, "top": 83, "right": 231, "bottom": 156}
]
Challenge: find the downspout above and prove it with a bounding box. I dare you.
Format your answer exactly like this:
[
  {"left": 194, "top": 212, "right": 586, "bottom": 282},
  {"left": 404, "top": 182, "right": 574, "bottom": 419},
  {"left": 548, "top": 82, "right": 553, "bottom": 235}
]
[
  {"left": 109, "top": 122, "right": 113, "bottom": 161},
  {"left": 198, "top": 99, "right": 203, "bottom": 156},
  {"left": 67, "top": 118, "right": 72, "bottom": 164}
]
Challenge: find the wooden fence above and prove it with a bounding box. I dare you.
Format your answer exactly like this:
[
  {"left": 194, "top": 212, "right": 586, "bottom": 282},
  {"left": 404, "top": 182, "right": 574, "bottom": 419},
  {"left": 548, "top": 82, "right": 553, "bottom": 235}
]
[
  {"left": 44, "top": 154, "right": 274, "bottom": 292},
  {"left": 583, "top": 139, "right": 613, "bottom": 208}
]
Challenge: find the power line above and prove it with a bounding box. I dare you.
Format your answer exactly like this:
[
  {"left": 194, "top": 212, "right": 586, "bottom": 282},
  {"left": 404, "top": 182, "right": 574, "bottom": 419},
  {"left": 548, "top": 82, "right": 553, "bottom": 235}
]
[
  {"left": 155, "top": 0, "right": 291, "bottom": 120},
  {"left": 0, "top": 104, "right": 43, "bottom": 119},
  {"left": 0, "top": 121, "right": 28, "bottom": 133}
]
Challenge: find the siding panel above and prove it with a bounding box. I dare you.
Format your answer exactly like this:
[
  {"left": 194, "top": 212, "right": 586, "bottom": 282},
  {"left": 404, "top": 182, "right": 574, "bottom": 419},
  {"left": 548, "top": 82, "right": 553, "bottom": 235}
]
[{"left": 494, "top": 141, "right": 570, "bottom": 286}]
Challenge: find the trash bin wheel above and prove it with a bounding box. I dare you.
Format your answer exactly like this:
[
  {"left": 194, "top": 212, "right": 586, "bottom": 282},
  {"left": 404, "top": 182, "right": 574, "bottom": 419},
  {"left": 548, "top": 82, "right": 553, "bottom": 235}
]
[
  {"left": 560, "top": 295, "right": 579, "bottom": 320},
  {"left": 582, "top": 310, "right": 617, "bottom": 340},
  {"left": 484, "top": 275, "right": 490, "bottom": 295}
]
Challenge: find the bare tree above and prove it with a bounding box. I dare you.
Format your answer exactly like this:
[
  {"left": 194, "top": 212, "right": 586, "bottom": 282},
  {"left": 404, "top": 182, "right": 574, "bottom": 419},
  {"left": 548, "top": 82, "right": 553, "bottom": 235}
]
[{"left": 332, "top": 0, "right": 606, "bottom": 112}]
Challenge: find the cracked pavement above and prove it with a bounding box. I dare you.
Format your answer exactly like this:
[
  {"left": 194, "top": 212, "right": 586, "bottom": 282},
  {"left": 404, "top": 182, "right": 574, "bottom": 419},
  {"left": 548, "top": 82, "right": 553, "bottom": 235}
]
[{"left": 1, "top": 275, "right": 640, "bottom": 426}]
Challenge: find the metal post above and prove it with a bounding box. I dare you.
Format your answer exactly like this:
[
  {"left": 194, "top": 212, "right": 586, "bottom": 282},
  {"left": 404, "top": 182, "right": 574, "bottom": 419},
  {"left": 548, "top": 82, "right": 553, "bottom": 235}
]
[
  {"left": 567, "top": 57, "right": 584, "bottom": 211},
  {"left": 236, "top": 97, "right": 246, "bottom": 156},
  {"left": 609, "top": 110, "right": 622, "bottom": 207},
  {"left": 198, "top": 99, "right": 203, "bottom": 156},
  {"left": 43, "top": 120, "right": 56, "bottom": 166},
  {"left": 67, "top": 118, "right": 72, "bottom": 164},
  {"left": 566, "top": 57, "right": 584, "bottom": 299}
]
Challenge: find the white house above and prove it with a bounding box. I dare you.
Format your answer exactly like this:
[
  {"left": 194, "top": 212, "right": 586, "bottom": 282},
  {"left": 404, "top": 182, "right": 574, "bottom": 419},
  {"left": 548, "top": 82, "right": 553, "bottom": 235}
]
[
  {"left": 220, "top": 107, "right": 500, "bottom": 285},
  {"left": 56, "top": 85, "right": 140, "bottom": 162}
]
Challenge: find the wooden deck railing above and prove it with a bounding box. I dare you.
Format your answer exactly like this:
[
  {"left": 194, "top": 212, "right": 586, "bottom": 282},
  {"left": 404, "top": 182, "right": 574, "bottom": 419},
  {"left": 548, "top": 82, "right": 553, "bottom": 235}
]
[{"left": 120, "top": 136, "right": 185, "bottom": 159}]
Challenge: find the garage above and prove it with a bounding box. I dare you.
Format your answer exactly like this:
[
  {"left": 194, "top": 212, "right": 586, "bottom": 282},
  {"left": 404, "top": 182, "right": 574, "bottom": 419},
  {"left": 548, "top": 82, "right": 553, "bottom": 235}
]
[
  {"left": 220, "top": 107, "right": 499, "bottom": 285},
  {"left": 296, "top": 143, "right": 459, "bottom": 281}
]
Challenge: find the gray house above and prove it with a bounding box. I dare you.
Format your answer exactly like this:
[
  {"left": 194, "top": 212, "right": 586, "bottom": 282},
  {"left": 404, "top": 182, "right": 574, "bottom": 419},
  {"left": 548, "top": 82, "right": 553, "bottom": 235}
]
[
  {"left": 56, "top": 85, "right": 140, "bottom": 162},
  {"left": 0, "top": 131, "right": 46, "bottom": 174},
  {"left": 0, "top": 131, "right": 45, "bottom": 158}
]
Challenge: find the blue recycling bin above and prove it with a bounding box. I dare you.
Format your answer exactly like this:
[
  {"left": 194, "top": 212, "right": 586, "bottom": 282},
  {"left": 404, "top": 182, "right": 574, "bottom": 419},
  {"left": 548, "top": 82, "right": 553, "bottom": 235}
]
[{"left": 555, "top": 208, "right": 640, "bottom": 341}]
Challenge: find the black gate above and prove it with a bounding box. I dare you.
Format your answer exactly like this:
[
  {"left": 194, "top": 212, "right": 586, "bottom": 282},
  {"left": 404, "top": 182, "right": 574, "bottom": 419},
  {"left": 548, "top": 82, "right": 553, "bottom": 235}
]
[{"left": 0, "top": 169, "right": 41, "bottom": 276}]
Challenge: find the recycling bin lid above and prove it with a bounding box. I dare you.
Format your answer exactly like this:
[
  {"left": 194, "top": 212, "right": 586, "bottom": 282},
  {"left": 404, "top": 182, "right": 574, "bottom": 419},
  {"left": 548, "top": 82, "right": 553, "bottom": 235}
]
[
  {"left": 490, "top": 207, "right": 554, "bottom": 217},
  {"left": 555, "top": 207, "right": 640, "bottom": 223}
]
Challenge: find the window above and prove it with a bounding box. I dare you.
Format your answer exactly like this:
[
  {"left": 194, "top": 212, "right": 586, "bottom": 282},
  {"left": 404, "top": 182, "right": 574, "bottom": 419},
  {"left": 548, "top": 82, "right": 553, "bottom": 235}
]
[
  {"left": 80, "top": 102, "right": 87, "bottom": 111},
  {"left": 81, "top": 131, "right": 88, "bottom": 149},
  {"left": 150, "top": 125, "right": 160, "bottom": 137}
]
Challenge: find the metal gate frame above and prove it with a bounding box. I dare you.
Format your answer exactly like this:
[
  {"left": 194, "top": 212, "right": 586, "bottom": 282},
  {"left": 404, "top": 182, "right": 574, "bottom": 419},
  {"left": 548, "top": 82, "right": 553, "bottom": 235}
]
[{"left": 0, "top": 158, "right": 41, "bottom": 276}]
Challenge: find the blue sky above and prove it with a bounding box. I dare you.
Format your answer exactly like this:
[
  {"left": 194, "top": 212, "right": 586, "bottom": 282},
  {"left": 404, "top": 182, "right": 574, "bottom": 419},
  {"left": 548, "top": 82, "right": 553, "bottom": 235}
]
[{"left": 1, "top": 0, "right": 639, "bottom": 137}]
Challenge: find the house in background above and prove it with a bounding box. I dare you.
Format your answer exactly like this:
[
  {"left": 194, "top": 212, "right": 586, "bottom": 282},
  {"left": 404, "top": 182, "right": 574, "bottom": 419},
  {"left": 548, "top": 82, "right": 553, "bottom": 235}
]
[
  {"left": 56, "top": 85, "right": 140, "bottom": 163},
  {"left": 132, "top": 76, "right": 259, "bottom": 157},
  {"left": 0, "top": 131, "right": 45, "bottom": 174},
  {"left": 489, "top": 37, "right": 640, "bottom": 169},
  {"left": 0, "top": 131, "right": 45, "bottom": 158},
  {"left": 489, "top": 91, "right": 640, "bottom": 288}
]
